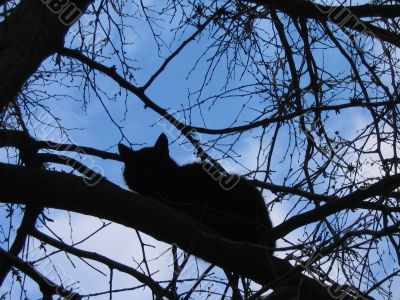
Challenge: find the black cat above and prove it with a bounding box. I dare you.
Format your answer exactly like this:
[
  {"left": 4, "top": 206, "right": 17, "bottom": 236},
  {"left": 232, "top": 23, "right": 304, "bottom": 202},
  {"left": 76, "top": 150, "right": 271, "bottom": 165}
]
[{"left": 118, "top": 134, "right": 275, "bottom": 251}]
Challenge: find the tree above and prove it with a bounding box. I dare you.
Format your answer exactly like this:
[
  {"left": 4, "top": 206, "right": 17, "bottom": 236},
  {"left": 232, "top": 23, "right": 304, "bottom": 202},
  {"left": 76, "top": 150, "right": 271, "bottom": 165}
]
[{"left": 1, "top": 0, "right": 400, "bottom": 299}]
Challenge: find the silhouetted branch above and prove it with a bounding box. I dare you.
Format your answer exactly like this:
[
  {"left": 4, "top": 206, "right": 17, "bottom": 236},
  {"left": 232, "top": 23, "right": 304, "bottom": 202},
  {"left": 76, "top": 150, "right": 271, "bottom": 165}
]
[
  {"left": 0, "top": 162, "right": 360, "bottom": 300},
  {"left": 249, "top": 1, "right": 400, "bottom": 47},
  {"left": 30, "top": 229, "right": 176, "bottom": 299},
  {"left": 0, "top": 248, "right": 82, "bottom": 300},
  {"left": 275, "top": 174, "right": 400, "bottom": 237},
  {"left": 0, "top": 0, "right": 93, "bottom": 113},
  {"left": 0, "top": 205, "right": 41, "bottom": 284},
  {"left": 58, "top": 48, "right": 400, "bottom": 135},
  {"left": 0, "top": 129, "right": 120, "bottom": 161}
]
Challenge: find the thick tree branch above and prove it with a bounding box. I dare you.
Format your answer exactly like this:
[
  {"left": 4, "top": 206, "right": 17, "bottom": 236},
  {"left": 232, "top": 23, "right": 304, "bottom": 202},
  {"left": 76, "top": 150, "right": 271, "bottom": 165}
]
[
  {"left": 265, "top": 1, "right": 400, "bottom": 19},
  {"left": 0, "top": 129, "right": 44, "bottom": 285},
  {"left": 248, "top": 0, "right": 400, "bottom": 47},
  {"left": 3, "top": 128, "right": 397, "bottom": 241},
  {"left": 0, "top": 162, "right": 353, "bottom": 300},
  {"left": 0, "top": 0, "right": 93, "bottom": 113},
  {"left": 0, "top": 129, "right": 120, "bottom": 161}
]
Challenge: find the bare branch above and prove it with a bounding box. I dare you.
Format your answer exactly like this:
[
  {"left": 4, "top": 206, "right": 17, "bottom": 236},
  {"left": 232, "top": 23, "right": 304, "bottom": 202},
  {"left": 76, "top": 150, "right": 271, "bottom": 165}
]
[
  {"left": 0, "top": 248, "right": 82, "bottom": 300},
  {"left": 30, "top": 228, "right": 177, "bottom": 299}
]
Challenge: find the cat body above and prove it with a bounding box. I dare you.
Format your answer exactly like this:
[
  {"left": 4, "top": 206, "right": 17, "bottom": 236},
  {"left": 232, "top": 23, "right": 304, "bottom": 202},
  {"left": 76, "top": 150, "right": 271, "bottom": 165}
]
[{"left": 118, "top": 134, "right": 275, "bottom": 251}]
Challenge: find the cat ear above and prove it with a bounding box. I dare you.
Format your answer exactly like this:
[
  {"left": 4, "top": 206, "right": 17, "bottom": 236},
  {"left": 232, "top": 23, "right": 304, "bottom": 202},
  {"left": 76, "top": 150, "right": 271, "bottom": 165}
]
[
  {"left": 154, "top": 133, "right": 169, "bottom": 155},
  {"left": 118, "top": 144, "right": 134, "bottom": 160}
]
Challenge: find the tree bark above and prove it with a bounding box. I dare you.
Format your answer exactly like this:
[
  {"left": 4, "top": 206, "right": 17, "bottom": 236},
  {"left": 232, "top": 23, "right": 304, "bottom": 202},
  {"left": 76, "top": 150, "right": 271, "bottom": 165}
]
[
  {"left": 0, "top": 0, "right": 92, "bottom": 113},
  {"left": 0, "top": 162, "right": 368, "bottom": 300}
]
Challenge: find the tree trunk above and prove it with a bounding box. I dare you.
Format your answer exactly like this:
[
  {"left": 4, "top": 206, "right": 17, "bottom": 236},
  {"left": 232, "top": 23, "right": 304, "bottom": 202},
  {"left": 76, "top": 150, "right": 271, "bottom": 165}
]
[{"left": 0, "top": 0, "right": 92, "bottom": 112}]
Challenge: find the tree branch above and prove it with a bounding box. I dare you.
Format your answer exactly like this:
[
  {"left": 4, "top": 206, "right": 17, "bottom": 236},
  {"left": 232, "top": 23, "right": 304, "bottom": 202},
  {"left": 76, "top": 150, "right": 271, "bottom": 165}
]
[
  {"left": 30, "top": 229, "right": 176, "bottom": 299},
  {"left": 0, "top": 162, "right": 351, "bottom": 300},
  {"left": 0, "top": 129, "right": 120, "bottom": 161},
  {"left": 0, "top": 0, "right": 93, "bottom": 112},
  {"left": 275, "top": 174, "right": 400, "bottom": 237},
  {"left": 0, "top": 248, "right": 82, "bottom": 300},
  {"left": 58, "top": 48, "right": 400, "bottom": 135},
  {"left": 248, "top": 0, "right": 400, "bottom": 47},
  {"left": 0, "top": 205, "right": 41, "bottom": 284}
]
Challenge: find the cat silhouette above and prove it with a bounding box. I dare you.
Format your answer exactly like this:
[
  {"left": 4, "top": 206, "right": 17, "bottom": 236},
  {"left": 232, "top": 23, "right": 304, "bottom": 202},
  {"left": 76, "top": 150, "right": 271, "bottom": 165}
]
[{"left": 118, "top": 134, "right": 275, "bottom": 251}]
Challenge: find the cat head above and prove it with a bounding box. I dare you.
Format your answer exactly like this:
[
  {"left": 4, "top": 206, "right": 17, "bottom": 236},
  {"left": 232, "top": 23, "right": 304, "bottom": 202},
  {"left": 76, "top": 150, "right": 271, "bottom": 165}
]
[
  {"left": 118, "top": 133, "right": 170, "bottom": 162},
  {"left": 118, "top": 134, "right": 177, "bottom": 189}
]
